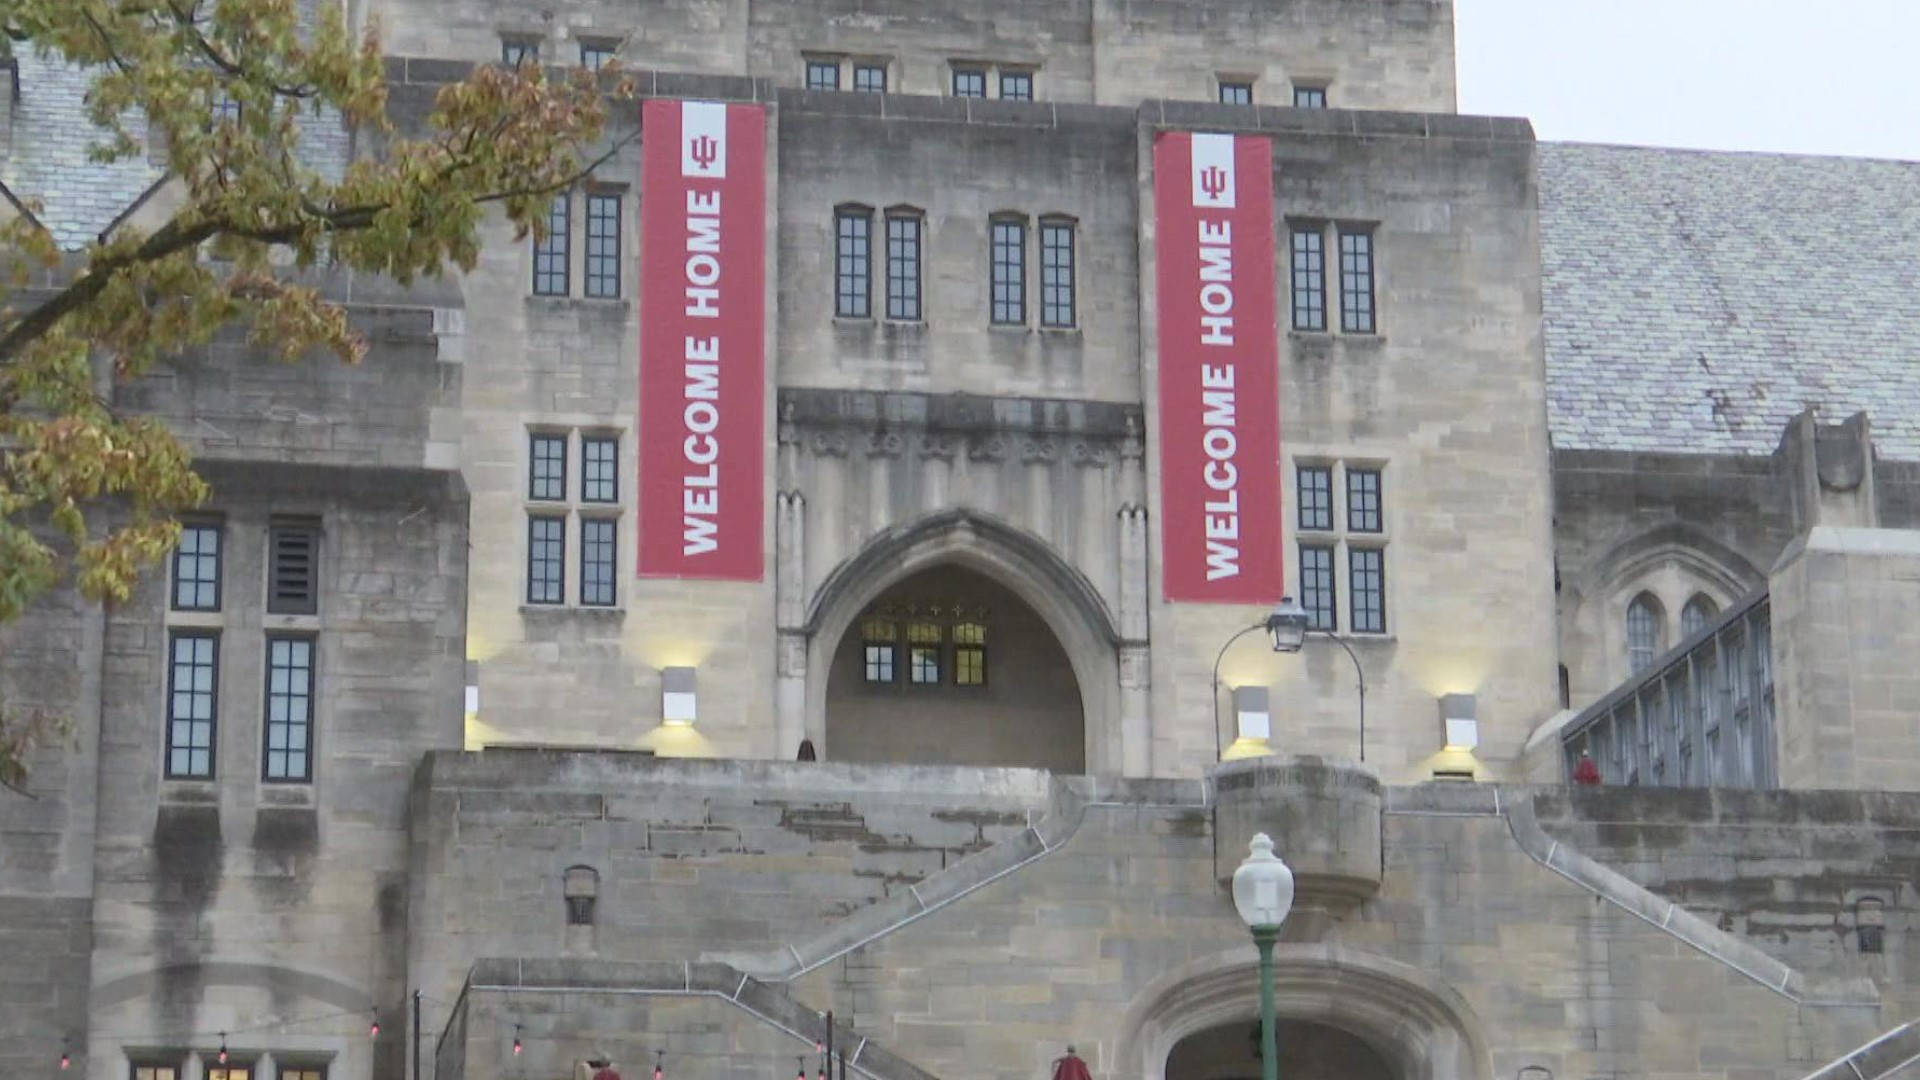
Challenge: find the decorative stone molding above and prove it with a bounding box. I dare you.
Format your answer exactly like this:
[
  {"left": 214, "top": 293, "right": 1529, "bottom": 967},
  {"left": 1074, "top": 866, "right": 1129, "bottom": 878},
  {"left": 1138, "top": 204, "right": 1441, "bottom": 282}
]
[
  {"left": 863, "top": 430, "right": 907, "bottom": 458},
  {"left": 968, "top": 436, "right": 1009, "bottom": 463}
]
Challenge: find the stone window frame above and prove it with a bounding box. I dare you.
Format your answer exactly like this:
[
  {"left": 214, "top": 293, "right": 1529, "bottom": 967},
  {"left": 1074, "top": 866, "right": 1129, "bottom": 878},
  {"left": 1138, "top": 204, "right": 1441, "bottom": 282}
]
[
  {"left": 261, "top": 632, "right": 317, "bottom": 784},
  {"left": 834, "top": 203, "right": 874, "bottom": 319},
  {"left": 950, "top": 63, "right": 988, "bottom": 98},
  {"left": 132, "top": 1062, "right": 185, "bottom": 1080},
  {"left": 947, "top": 61, "right": 1038, "bottom": 100},
  {"left": 172, "top": 519, "right": 225, "bottom": 613},
  {"left": 1217, "top": 77, "right": 1255, "bottom": 106},
  {"left": 804, "top": 55, "right": 842, "bottom": 91},
  {"left": 1038, "top": 215, "right": 1078, "bottom": 329},
  {"left": 1288, "top": 221, "right": 1328, "bottom": 332},
  {"left": 582, "top": 188, "right": 625, "bottom": 300},
  {"left": 1337, "top": 225, "right": 1378, "bottom": 334},
  {"left": 852, "top": 60, "right": 889, "bottom": 94},
  {"left": 524, "top": 425, "right": 628, "bottom": 611},
  {"left": 1291, "top": 456, "right": 1393, "bottom": 638},
  {"left": 1626, "top": 592, "right": 1665, "bottom": 674},
  {"left": 531, "top": 191, "right": 571, "bottom": 297},
  {"left": 988, "top": 212, "right": 1028, "bottom": 327},
  {"left": 164, "top": 628, "right": 221, "bottom": 780},
  {"left": 500, "top": 37, "right": 540, "bottom": 68},
  {"left": 998, "top": 67, "right": 1035, "bottom": 101},
  {"left": 884, "top": 206, "right": 925, "bottom": 323},
  {"left": 1681, "top": 592, "right": 1719, "bottom": 639},
  {"left": 531, "top": 187, "right": 631, "bottom": 302},
  {"left": 1292, "top": 83, "right": 1329, "bottom": 109},
  {"left": 580, "top": 39, "right": 619, "bottom": 71},
  {"left": 564, "top": 864, "right": 600, "bottom": 926},
  {"left": 1289, "top": 219, "right": 1381, "bottom": 336},
  {"left": 861, "top": 617, "right": 898, "bottom": 683}
]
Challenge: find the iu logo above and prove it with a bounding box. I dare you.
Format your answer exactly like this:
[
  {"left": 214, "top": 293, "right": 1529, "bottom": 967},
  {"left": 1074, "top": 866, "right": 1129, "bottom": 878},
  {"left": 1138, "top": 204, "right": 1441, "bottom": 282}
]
[
  {"left": 680, "top": 101, "right": 729, "bottom": 179},
  {"left": 1189, "top": 132, "right": 1236, "bottom": 210}
]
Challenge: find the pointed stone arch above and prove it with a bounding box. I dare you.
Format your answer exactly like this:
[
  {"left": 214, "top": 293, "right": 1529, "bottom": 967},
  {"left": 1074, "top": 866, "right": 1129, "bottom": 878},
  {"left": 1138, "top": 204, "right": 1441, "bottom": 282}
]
[
  {"left": 1115, "top": 944, "right": 1494, "bottom": 1080},
  {"left": 801, "top": 509, "right": 1127, "bottom": 774}
]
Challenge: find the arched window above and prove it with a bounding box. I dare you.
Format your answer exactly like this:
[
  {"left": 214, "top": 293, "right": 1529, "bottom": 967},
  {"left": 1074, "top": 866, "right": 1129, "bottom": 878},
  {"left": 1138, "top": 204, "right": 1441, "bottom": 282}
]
[
  {"left": 1681, "top": 594, "right": 1718, "bottom": 638},
  {"left": 1626, "top": 594, "right": 1664, "bottom": 674}
]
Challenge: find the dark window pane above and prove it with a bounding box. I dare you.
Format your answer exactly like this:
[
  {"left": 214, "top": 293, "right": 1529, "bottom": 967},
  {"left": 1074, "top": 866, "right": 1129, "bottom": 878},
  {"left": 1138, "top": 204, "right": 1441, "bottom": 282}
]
[
  {"left": 502, "top": 40, "right": 537, "bottom": 66},
  {"left": 530, "top": 433, "right": 567, "bottom": 500},
  {"left": 580, "top": 518, "right": 617, "bottom": 607},
  {"left": 581, "top": 436, "right": 618, "bottom": 503},
  {"left": 267, "top": 524, "right": 319, "bottom": 615},
  {"left": 172, "top": 524, "right": 222, "bottom": 611},
  {"left": 1291, "top": 226, "right": 1326, "bottom": 332},
  {"left": 533, "top": 194, "right": 570, "bottom": 296},
  {"left": 581, "top": 43, "right": 615, "bottom": 70},
  {"left": 1299, "top": 544, "right": 1337, "bottom": 633},
  {"left": 806, "top": 60, "right": 840, "bottom": 90},
  {"left": 952, "top": 68, "right": 986, "bottom": 98},
  {"left": 165, "top": 632, "right": 218, "bottom": 779},
  {"left": 1000, "top": 71, "right": 1033, "bottom": 101},
  {"left": 262, "top": 636, "right": 314, "bottom": 782},
  {"left": 1040, "top": 221, "right": 1076, "bottom": 328},
  {"left": 1346, "top": 468, "right": 1382, "bottom": 533},
  {"left": 585, "top": 193, "right": 621, "bottom": 298},
  {"left": 853, "top": 64, "right": 887, "bottom": 93},
  {"left": 835, "top": 209, "right": 871, "bottom": 318},
  {"left": 1339, "top": 228, "right": 1376, "bottom": 334},
  {"left": 1293, "top": 86, "right": 1327, "bottom": 109},
  {"left": 1219, "top": 82, "right": 1253, "bottom": 105},
  {"left": 990, "top": 218, "right": 1026, "bottom": 325},
  {"left": 1296, "top": 465, "right": 1332, "bottom": 531},
  {"left": 527, "top": 516, "right": 565, "bottom": 605},
  {"left": 1350, "top": 548, "right": 1386, "bottom": 634},
  {"left": 886, "top": 215, "right": 922, "bottom": 321}
]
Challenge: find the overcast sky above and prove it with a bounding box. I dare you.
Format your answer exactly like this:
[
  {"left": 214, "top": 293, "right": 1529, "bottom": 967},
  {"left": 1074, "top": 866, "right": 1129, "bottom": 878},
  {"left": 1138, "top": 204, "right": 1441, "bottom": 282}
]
[{"left": 1454, "top": 0, "right": 1920, "bottom": 160}]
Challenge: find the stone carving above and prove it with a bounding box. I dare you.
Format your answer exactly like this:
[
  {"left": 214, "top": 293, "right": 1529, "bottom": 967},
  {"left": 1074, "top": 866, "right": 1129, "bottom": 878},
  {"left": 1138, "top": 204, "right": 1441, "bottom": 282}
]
[
  {"left": 916, "top": 433, "right": 962, "bottom": 460},
  {"left": 970, "top": 436, "right": 1010, "bottom": 462},
  {"left": 864, "top": 431, "right": 907, "bottom": 458},
  {"left": 1020, "top": 439, "right": 1059, "bottom": 464},
  {"left": 808, "top": 430, "right": 851, "bottom": 458},
  {"left": 1068, "top": 442, "right": 1111, "bottom": 467}
]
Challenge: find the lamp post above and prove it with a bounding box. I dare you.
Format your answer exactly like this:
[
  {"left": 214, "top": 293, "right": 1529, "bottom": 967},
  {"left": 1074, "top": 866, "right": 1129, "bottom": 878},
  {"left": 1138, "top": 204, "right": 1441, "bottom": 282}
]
[
  {"left": 1232, "top": 832, "right": 1295, "bottom": 1080},
  {"left": 1210, "top": 598, "right": 1367, "bottom": 762}
]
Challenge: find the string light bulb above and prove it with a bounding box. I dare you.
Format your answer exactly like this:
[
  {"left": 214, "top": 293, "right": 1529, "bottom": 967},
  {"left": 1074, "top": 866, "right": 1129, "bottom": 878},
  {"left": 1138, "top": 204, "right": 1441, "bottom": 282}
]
[
  {"left": 369, "top": 1008, "right": 381, "bottom": 1039},
  {"left": 797, "top": 1057, "right": 807, "bottom": 1080},
  {"left": 217, "top": 1035, "right": 228, "bottom": 1065},
  {"left": 654, "top": 1049, "right": 666, "bottom": 1080},
  {"left": 59, "top": 1044, "right": 71, "bottom": 1070},
  {"left": 512, "top": 1025, "right": 523, "bottom": 1055}
]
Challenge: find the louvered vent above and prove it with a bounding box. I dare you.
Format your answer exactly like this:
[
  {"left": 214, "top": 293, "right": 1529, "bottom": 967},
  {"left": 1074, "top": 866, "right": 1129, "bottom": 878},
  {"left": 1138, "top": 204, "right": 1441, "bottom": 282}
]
[{"left": 268, "top": 524, "right": 319, "bottom": 615}]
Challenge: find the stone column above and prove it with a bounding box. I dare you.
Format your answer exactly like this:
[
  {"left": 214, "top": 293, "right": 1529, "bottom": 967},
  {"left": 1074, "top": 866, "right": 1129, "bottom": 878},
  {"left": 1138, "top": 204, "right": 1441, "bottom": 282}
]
[
  {"left": 1119, "top": 503, "right": 1152, "bottom": 776},
  {"left": 775, "top": 490, "right": 808, "bottom": 759}
]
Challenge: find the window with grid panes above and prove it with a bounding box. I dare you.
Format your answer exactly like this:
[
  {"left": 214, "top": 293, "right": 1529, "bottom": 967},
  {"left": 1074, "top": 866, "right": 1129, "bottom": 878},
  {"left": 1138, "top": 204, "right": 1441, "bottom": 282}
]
[
  {"left": 886, "top": 214, "right": 922, "bottom": 321},
  {"left": 530, "top": 433, "right": 567, "bottom": 500},
  {"left": 527, "top": 516, "right": 565, "bottom": 604},
  {"left": 580, "top": 518, "right": 617, "bottom": 607},
  {"left": 861, "top": 617, "right": 897, "bottom": 683},
  {"left": 1000, "top": 70, "right": 1033, "bottom": 100},
  {"left": 279, "top": 1070, "right": 325, "bottom": 1080},
  {"left": 1349, "top": 547, "right": 1385, "bottom": 634},
  {"left": 990, "top": 218, "right": 1026, "bottom": 325},
  {"left": 172, "top": 523, "right": 222, "bottom": 611},
  {"left": 1626, "top": 595, "right": 1662, "bottom": 673},
  {"left": 581, "top": 436, "right": 618, "bottom": 502},
  {"left": 952, "top": 67, "right": 986, "bottom": 97},
  {"left": 1296, "top": 465, "right": 1332, "bottom": 530},
  {"left": 165, "top": 631, "right": 218, "bottom": 778},
  {"left": 907, "top": 621, "right": 942, "bottom": 684},
  {"left": 1299, "top": 543, "right": 1337, "bottom": 632},
  {"left": 1293, "top": 85, "right": 1327, "bottom": 109},
  {"left": 581, "top": 42, "right": 616, "bottom": 70},
  {"left": 806, "top": 59, "right": 841, "bottom": 90},
  {"left": 1338, "top": 227, "right": 1376, "bottom": 333},
  {"left": 1346, "top": 468, "right": 1382, "bottom": 532},
  {"left": 835, "top": 208, "right": 871, "bottom": 317},
  {"left": 263, "top": 635, "right": 314, "bottom": 782},
  {"left": 206, "top": 1068, "right": 252, "bottom": 1080},
  {"left": 1290, "top": 226, "right": 1326, "bottom": 331},
  {"left": 533, "top": 194, "right": 570, "bottom": 296},
  {"left": 1040, "top": 220, "right": 1076, "bottom": 328},
  {"left": 954, "top": 622, "right": 987, "bottom": 686},
  {"left": 211, "top": 90, "right": 242, "bottom": 124},
  {"left": 853, "top": 64, "right": 887, "bottom": 92},
  {"left": 501, "top": 39, "right": 537, "bottom": 66},
  {"left": 1219, "top": 81, "right": 1253, "bottom": 105},
  {"left": 585, "top": 192, "right": 622, "bottom": 298}
]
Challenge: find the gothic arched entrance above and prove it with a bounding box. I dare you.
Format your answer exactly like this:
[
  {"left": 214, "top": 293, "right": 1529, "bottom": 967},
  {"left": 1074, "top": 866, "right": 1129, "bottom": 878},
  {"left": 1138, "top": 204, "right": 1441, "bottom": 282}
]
[
  {"left": 1166, "top": 1018, "right": 1396, "bottom": 1080},
  {"left": 824, "top": 564, "right": 1086, "bottom": 771},
  {"left": 796, "top": 510, "right": 1126, "bottom": 774}
]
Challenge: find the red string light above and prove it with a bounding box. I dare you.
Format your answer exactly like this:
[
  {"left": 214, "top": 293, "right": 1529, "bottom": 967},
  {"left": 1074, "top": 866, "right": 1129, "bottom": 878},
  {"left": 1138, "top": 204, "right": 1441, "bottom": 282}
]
[
  {"left": 513, "top": 1025, "right": 523, "bottom": 1055},
  {"left": 654, "top": 1049, "right": 666, "bottom": 1080},
  {"left": 217, "top": 1035, "right": 228, "bottom": 1065},
  {"left": 59, "top": 1048, "right": 71, "bottom": 1070},
  {"left": 369, "top": 1009, "right": 381, "bottom": 1039}
]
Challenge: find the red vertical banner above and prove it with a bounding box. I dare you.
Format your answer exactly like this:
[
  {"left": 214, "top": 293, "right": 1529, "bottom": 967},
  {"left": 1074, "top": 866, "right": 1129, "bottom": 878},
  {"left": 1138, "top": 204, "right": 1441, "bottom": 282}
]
[
  {"left": 1153, "top": 132, "right": 1283, "bottom": 603},
  {"left": 639, "top": 99, "right": 767, "bottom": 581}
]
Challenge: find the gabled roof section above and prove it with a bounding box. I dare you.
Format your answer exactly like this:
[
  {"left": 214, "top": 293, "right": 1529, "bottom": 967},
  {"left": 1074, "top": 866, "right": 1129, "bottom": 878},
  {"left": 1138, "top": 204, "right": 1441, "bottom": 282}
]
[{"left": 1540, "top": 142, "right": 1920, "bottom": 461}]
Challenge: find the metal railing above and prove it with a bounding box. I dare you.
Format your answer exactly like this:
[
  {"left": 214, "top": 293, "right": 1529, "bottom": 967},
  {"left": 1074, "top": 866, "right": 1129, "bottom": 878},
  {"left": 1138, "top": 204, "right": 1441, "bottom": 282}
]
[{"left": 1561, "top": 588, "right": 1776, "bottom": 789}]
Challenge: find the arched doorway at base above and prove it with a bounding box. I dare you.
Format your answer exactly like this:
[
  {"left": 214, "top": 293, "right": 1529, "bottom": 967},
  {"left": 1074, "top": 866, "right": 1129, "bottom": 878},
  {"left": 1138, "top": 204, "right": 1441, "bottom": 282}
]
[{"left": 1166, "top": 1018, "right": 1396, "bottom": 1080}]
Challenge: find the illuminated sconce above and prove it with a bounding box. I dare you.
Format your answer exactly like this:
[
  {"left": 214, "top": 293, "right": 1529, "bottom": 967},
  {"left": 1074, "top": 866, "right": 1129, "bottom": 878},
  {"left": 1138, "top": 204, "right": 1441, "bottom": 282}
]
[
  {"left": 464, "top": 659, "right": 481, "bottom": 716},
  {"left": 662, "top": 667, "right": 698, "bottom": 725},
  {"left": 1233, "top": 686, "right": 1271, "bottom": 742},
  {"left": 1439, "top": 693, "right": 1479, "bottom": 752}
]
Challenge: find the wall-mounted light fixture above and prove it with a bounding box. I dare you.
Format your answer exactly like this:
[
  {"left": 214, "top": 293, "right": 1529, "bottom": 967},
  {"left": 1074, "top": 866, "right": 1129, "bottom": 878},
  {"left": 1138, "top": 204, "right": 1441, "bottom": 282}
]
[
  {"left": 662, "top": 667, "right": 698, "bottom": 725},
  {"left": 1233, "top": 686, "right": 1272, "bottom": 742},
  {"left": 464, "top": 659, "right": 481, "bottom": 716},
  {"left": 1439, "top": 693, "right": 1479, "bottom": 752}
]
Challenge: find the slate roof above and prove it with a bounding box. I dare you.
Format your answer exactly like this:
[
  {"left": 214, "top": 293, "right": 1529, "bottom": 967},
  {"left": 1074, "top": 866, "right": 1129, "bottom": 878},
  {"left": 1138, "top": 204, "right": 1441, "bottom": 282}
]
[
  {"left": 1540, "top": 142, "right": 1920, "bottom": 461},
  {"left": 0, "top": 46, "right": 351, "bottom": 251}
]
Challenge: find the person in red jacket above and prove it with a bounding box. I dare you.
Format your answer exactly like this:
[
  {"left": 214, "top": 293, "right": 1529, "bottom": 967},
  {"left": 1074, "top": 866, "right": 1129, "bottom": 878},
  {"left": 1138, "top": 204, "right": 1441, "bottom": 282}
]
[
  {"left": 1053, "top": 1047, "right": 1092, "bottom": 1080},
  {"left": 1572, "top": 749, "right": 1602, "bottom": 786}
]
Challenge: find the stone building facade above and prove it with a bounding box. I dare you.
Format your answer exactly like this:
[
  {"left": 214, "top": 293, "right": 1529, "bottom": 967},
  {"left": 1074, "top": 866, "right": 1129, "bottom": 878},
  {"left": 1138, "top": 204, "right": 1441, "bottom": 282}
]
[{"left": 3, "top": 2, "right": 1920, "bottom": 1080}]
